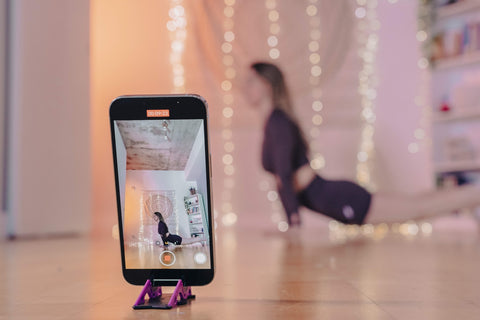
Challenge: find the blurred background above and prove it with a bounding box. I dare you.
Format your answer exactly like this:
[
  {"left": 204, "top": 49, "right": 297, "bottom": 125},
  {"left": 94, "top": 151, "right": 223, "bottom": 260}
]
[{"left": 1, "top": 0, "right": 480, "bottom": 239}]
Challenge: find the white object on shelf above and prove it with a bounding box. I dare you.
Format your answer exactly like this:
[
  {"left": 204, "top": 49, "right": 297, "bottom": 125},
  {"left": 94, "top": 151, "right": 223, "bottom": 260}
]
[
  {"left": 436, "top": 0, "right": 480, "bottom": 20},
  {"left": 434, "top": 159, "right": 480, "bottom": 173}
]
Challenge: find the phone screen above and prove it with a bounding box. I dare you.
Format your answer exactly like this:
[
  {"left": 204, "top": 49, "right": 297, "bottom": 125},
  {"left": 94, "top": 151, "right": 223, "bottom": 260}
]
[{"left": 113, "top": 117, "right": 212, "bottom": 270}]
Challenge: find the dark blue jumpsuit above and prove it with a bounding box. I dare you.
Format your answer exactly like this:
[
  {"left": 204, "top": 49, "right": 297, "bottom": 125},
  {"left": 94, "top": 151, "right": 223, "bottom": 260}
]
[{"left": 262, "top": 109, "right": 372, "bottom": 225}]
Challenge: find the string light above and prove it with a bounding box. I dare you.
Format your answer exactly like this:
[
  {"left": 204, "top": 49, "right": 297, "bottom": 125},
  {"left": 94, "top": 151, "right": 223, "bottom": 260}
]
[
  {"left": 355, "top": 0, "right": 379, "bottom": 192},
  {"left": 220, "top": 0, "right": 237, "bottom": 226},
  {"left": 265, "top": 0, "right": 280, "bottom": 60},
  {"left": 328, "top": 220, "right": 432, "bottom": 243},
  {"left": 167, "top": 1, "right": 187, "bottom": 93},
  {"left": 259, "top": 0, "right": 287, "bottom": 232},
  {"left": 306, "top": 0, "right": 326, "bottom": 172},
  {"left": 408, "top": 0, "right": 432, "bottom": 155}
]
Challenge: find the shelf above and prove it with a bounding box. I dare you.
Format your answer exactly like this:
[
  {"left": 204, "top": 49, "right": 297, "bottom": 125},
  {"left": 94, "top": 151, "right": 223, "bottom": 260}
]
[
  {"left": 433, "top": 108, "right": 480, "bottom": 123},
  {"left": 185, "top": 204, "right": 200, "bottom": 207},
  {"left": 433, "top": 51, "right": 480, "bottom": 71},
  {"left": 434, "top": 159, "right": 480, "bottom": 173},
  {"left": 436, "top": 0, "right": 480, "bottom": 20}
]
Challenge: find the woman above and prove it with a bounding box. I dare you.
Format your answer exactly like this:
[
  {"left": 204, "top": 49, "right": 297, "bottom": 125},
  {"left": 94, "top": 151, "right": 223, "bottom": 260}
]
[
  {"left": 245, "top": 62, "right": 480, "bottom": 226},
  {"left": 154, "top": 212, "right": 182, "bottom": 245}
]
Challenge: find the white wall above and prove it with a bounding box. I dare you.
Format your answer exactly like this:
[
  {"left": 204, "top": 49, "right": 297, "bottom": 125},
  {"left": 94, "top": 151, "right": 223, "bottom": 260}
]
[
  {"left": 184, "top": 122, "right": 208, "bottom": 201},
  {"left": 6, "top": 0, "right": 90, "bottom": 236},
  {"left": 374, "top": 0, "right": 433, "bottom": 193}
]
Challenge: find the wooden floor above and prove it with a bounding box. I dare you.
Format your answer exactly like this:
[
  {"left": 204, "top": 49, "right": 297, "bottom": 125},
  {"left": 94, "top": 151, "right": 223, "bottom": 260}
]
[{"left": 1, "top": 222, "right": 480, "bottom": 320}]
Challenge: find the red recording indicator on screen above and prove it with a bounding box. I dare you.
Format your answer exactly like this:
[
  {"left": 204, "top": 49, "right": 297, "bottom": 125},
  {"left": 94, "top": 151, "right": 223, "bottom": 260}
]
[{"left": 147, "top": 109, "right": 170, "bottom": 117}]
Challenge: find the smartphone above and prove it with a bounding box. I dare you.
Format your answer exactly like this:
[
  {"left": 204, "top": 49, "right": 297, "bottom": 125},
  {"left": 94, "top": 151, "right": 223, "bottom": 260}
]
[{"left": 110, "top": 95, "right": 214, "bottom": 286}]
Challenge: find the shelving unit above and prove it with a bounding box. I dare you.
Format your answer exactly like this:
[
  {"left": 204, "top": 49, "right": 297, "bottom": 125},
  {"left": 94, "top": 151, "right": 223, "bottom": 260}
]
[
  {"left": 436, "top": 0, "right": 480, "bottom": 20},
  {"left": 184, "top": 194, "right": 208, "bottom": 239},
  {"left": 433, "top": 51, "right": 480, "bottom": 71},
  {"left": 433, "top": 107, "right": 480, "bottom": 123},
  {"left": 431, "top": 0, "right": 480, "bottom": 178},
  {"left": 434, "top": 159, "right": 480, "bottom": 173}
]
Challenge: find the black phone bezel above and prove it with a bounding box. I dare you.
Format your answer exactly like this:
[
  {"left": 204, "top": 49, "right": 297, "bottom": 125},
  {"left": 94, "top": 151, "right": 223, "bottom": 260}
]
[{"left": 109, "top": 95, "right": 215, "bottom": 286}]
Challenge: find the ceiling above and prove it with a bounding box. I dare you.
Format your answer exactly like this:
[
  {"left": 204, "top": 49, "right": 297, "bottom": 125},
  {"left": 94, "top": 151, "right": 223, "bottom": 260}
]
[{"left": 116, "top": 120, "right": 202, "bottom": 170}]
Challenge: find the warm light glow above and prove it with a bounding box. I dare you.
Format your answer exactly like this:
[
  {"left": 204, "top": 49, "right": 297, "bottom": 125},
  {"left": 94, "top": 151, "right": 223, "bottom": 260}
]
[
  {"left": 312, "top": 100, "right": 323, "bottom": 111},
  {"left": 222, "top": 154, "right": 233, "bottom": 165},
  {"left": 224, "top": 165, "right": 235, "bottom": 176},
  {"left": 355, "top": 0, "right": 378, "bottom": 192},
  {"left": 278, "top": 221, "right": 289, "bottom": 232},
  {"left": 222, "top": 129, "right": 232, "bottom": 139},
  {"left": 416, "top": 30, "right": 427, "bottom": 42},
  {"left": 414, "top": 128, "right": 425, "bottom": 139},
  {"left": 224, "top": 178, "right": 235, "bottom": 188},
  {"left": 221, "top": 80, "right": 232, "bottom": 91},
  {"left": 407, "top": 223, "right": 419, "bottom": 235},
  {"left": 407, "top": 0, "right": 431, "bottom": 155},
  {"left": 221, "top": 42, "right": 232, "bottom": 53},
  {"left": 225, "top": 68, "right": 236, "bottom": 79},
  {"left": 310, "top": 154, "right": 325, "bottom": 170},
  {"left": 309, "top": 40, "right": 320, "bottom": 52},
  {"left": 222, "top": 212, "right": 237, "bottom": 226},
  {"left": 417, "top": 57, "right": 429, "bottom": 69},
  {"left": 311, "top": 65, "right": 322, "bottom": 77},
  {"left": 224, "top": 6, "right": 234, "bottom": 18},
  {"left": 268, "top": 10, "right": 279, "bottom": 22},
  {"left": 312, "top": 114, "right": 323, "bottom": 125},
  {"left": 270, "top": 23, "right": 280, "bottom": 34},
  {"left": 408, "top": 142, "right": 419, "bottom": 154},
  {"left": 224, "top": 141, "right": 234, "bottom": 152},
  {"left": 355, "top": 7, "right": 366, "bottom": 18},
  {"left": 112, "top": 224, "right": 119, "bottom": 240},
  {"left": 266, "top": 0, "right": 280, "bottom": 61},
  {"left": 224, "top": 31, "right": 235, "bottom": 42},
  {"left": 309, "top": 53, "right": 321, "bottom": 65},
  {"left": 421, "top": 222, "right": 433, "bottom": 234},
  {"left": 222, "top": 55, "right": 234, "bottom": 66},
  {"left": 220, "top": 0, "right": 237, "bottom": 227},
  {"left": 269, "top": 48, "right": 280, "bottom": 59},
  {"left": 357, "top": 151, "right": 368, "bottom": 162},
  {"left": 223, "top": 93, "right": 234, "bottom": 104},
  {"left": 267, "top": 35, "right": 278, "bottom": 47},
  {"left": 305, "top": 0, "right": 326, "bottom": 174},
  {"left": 222, "top": 202, "right": 233, "bottom": 212},
  {"left": 264, "top": 0, "right": 285, "bottom": 228},
  {"left": 310, "top": 29, "right": 321, "bottom": 40},
  {"left": 167, "top": 1, "right": 187, "bottom": 93},
  {"left": 222, "top": 107, "right": 234, "bottom": 118},
  {"left": 259, "top": 180, "right": 270, "bottom": 191},
  {"left": 306, "top": 5, "right": 317, "bottom": 16},
  {"left": 265, "top": 0, "right": 276, "bottom": 9},
  {"left": 267, "top": 190, "right": 278, "bottom": 202}
]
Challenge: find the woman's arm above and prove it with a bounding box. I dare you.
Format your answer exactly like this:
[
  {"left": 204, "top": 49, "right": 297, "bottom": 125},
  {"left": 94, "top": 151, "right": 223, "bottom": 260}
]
[{"left": 266, "top": 112, "right": 301, "bottom": 225}]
